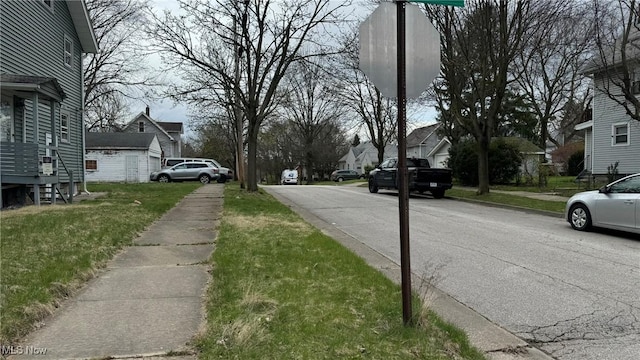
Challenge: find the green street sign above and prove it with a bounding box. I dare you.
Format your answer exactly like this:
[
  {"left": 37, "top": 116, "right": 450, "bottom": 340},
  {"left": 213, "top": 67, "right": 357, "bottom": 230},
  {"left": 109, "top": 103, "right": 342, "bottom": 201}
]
[{"left": 409, "top": 0, "right": 464, "bottom": 6}]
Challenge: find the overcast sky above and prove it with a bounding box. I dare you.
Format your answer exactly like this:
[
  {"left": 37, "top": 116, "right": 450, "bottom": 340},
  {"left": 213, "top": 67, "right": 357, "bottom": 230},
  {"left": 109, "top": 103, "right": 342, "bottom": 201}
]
[{"left": 129, "top": 0, "right": 438, "bottom": 141}]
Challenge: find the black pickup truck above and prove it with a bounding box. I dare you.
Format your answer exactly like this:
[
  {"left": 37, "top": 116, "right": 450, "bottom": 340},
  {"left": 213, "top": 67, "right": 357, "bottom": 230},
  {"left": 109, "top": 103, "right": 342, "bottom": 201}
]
[{"left": 368, "top": 157, "right": 453, "bottom": 198}]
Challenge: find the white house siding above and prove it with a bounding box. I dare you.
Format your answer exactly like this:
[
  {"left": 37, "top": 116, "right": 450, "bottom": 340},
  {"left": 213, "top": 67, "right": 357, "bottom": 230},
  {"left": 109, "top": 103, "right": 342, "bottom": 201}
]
[
  {"left": 339, "top": 150, "right": 357, "bottom": 170},
  {"left": 592, "top": 78, "right": 640, "bottom": 174},
  {"left": 85, "top": 150, "right": 159, "bottom": 183},
  {"left": 85, "top": 137, "right": 162, "bottom": 183},
  {"left": 431, "top": 142, "right": 451, "bottom": 168}
]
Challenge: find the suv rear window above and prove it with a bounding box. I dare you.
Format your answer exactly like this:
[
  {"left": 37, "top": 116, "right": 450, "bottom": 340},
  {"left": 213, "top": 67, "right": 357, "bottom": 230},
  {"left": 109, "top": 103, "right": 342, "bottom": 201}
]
[{"left": 187, "top": 163, "right": 209, "bottom": 169}]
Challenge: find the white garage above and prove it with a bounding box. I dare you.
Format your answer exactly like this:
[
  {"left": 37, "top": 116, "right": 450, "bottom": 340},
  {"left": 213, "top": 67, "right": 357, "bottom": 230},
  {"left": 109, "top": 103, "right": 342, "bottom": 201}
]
[{"left": 85, "top": 132, "right": 162, "bottom": 183}]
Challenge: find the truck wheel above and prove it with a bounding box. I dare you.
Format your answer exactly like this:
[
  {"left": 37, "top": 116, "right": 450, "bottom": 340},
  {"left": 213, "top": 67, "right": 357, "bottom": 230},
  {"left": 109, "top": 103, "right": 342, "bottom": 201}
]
[
  {"left": 431, "top": 189, "right": 445, "bottom": 199},
  {"left": 368, "top": 178, "right": 379, "bottom": 193}
]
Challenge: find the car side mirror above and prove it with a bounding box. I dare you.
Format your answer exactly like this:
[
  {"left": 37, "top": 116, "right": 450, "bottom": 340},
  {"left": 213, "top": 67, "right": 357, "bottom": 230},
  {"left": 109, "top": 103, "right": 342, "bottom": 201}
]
[{"left": 598, "top": 185, "right": 609, "bottom": 193}]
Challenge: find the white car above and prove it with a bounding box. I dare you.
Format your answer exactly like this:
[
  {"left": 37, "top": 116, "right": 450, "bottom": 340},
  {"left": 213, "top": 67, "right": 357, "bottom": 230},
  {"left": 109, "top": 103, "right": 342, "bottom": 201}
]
[
  {"left": 565, "top": 173, "right": 640, "bottom": 234},
  {"left": 281, "top": 169, "right": 298, "bottom": 185}
]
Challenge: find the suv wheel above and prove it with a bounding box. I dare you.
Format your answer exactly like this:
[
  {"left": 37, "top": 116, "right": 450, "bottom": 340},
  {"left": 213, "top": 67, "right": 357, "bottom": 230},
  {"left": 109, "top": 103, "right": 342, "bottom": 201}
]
[
  {"left": 199, "top": 174, "right": 211, "bottom": 184},
  {"left": 368, "top": 178, "right": 379, "bottom": 193},
  {"left": 217, "top": 174, "right": 227, "bottom": 183}
]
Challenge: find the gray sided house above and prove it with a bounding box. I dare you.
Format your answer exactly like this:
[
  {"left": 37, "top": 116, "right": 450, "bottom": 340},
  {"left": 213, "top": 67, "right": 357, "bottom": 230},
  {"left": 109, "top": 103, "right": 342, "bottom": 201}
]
[
  {"left": 338, "top": 141, "right": 398, "bottom": 175},
  {"left": 85, "top": 132, "right": 161, "bottom": 183},
  {"left": 0, "top": 0, "right": 98, "bottom": 207},
  {"left": 122, "top": 107, "right": 183, "bottom": 160},
  {"left": 578, "top": 32, "right": 640, "bottom": 177},
  {"left": 406, "top": 123, "right": 450, "bottom": 168}
]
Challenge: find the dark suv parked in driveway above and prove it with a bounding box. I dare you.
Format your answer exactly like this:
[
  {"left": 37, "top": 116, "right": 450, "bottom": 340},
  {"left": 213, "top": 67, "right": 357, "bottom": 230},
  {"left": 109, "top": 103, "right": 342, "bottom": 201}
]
[{"left": 330, "top": 169, "right": 363, "bottom": 182}]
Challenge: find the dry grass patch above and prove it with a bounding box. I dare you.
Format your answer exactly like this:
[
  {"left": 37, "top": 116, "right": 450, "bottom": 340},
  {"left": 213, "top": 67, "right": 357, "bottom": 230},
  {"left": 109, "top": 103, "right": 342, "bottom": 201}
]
[
  {"left": 224, "top": 213, "right": 313, "bottom": 235},
  {"left": 197, "top": 186, "right": 486, "bottom": 359}
]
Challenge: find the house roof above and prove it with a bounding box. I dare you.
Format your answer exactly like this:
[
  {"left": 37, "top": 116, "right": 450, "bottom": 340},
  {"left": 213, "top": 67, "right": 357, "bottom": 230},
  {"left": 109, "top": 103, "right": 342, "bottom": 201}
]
[
  {"left": 499, "top": 137, "right": 545, "bottom": 154},
  {"left": 123, "top": 113, "right": 176, "bottom": 141},
  {"left": 582, "top": 27, "right": 640, "bottom": 75},
  {"left": 574, "top": 121, "right": 593, "bottom": 131},
  {"left": 66, "top": 0, "right": 98, "bottom": 53},
  {"left": 0, "top": 74, "right": 66, "bottom": 101},
  {"left": 157, "top": 122, "right": 184, "bottom": 134},
  {"left": 85, "top": 132, "right": 157, "bottom": 149},
  {"left": 406, "top": 123, "right": 440, "bottom": 147}
]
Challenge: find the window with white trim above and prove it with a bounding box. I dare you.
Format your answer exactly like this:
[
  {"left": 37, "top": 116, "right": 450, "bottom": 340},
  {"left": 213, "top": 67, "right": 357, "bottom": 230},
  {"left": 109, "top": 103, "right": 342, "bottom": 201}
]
[
  {"left": 64, "top": 35, "right": 72, "bottom": 68},
  {"left": 612, "top": 123, "right": 629, "bottom": 146},
  {"left": 138, "top": 121, "right": 145, "bottom": 132},
  {"left": 60, "top": 111, "right": 70, "bottom": 143}
]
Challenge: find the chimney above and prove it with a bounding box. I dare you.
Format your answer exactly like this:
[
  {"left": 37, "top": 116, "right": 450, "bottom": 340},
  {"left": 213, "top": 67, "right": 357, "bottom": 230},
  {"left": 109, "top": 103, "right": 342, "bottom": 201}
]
[{"left": 145, "top": 105, "right": 150, "bottom": 116}]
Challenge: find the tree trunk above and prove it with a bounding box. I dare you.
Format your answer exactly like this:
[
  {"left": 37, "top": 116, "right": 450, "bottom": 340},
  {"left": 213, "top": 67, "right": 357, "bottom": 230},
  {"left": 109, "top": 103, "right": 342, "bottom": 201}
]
[
  {"left": 246, "top": 126, "right": 259, "bottom": 192},
  {"left": 477, "top": 135, "right": 490, "bottom": 195},
  {"left": 235, "top": 113, "right": 245, "bottom": 189}
]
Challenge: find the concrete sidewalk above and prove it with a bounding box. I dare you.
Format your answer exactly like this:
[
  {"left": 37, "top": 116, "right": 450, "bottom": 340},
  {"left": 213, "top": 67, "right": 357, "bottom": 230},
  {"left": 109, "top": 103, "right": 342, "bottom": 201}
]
[{"left": 11, "top": 185, "right": 223, "bottom": 360}]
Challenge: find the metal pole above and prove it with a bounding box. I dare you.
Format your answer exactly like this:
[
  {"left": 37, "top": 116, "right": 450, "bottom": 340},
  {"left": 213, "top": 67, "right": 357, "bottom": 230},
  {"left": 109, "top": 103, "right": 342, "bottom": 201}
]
[{"left": 396, "top": 0, "right": 412, "bottom": 325}]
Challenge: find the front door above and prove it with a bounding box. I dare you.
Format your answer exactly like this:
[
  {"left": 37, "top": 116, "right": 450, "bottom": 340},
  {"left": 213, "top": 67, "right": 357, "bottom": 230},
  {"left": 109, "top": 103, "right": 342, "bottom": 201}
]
[
  {"left": 125, "top": 155, "right": 139, "bottom": 183},
  {"left": 0, "top": 95, "right": 14, "bottom": 142}
]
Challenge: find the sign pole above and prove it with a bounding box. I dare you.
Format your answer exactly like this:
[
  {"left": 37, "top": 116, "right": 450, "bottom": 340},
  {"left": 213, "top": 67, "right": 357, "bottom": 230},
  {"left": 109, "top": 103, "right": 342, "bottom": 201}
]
[{"left": 396, "top": 0, "right": 412, "bottom": 325}]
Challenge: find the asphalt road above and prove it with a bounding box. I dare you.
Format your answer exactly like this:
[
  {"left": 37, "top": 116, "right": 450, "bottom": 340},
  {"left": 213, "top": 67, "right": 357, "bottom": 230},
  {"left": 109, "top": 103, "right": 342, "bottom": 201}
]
[{"left": 264, "top": 184, "right": 640, "bottom": 360}]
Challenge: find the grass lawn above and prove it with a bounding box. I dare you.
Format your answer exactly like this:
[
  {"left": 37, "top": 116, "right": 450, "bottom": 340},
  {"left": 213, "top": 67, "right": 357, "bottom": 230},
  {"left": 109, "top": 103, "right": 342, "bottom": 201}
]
[
  {"left": 447, "top": 188, "right": 566, "bottom": 214},
  {"left": 0, "top": 182, "right": 200, "bottom": 342},
  {"left": 196, "top": 186, "right": 485, "bottom": 359}
]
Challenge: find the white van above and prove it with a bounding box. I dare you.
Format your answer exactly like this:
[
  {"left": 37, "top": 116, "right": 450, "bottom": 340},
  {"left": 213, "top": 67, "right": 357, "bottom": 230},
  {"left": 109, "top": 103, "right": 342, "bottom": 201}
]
[
  {"left": 281, "top": 169, "right": 298, "bottom": 185},
  {"left": 163, "top": 157, "right": 233, "bottom": 183}
]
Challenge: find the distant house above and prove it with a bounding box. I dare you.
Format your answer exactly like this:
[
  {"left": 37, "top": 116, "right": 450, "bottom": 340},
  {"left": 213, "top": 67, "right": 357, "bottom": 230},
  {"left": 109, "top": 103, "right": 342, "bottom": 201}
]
[
  {"left": 577, "top": 31, "right": 640, "bottom": 177},
  {"left": 85, "top": 133, "right": 161, "bottom": 183},
  {"left": 122, "top": 106, "right": 183, "bottom": 159},
  {"left": 338, "top": 141, "right": 398, "bottom": 174},
  {"left": 0, "top": 0, "right": 98, "bottom": 207},
  {"left": 406, "top": 123, "right": 450, "bottom": 168},
  {"left": 499, "top": 137, "right": 546, "bottom": 177}
]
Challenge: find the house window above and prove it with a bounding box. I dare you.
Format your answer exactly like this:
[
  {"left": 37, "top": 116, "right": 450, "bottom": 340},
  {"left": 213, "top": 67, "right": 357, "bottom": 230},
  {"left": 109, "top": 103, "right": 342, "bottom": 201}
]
[
  {"left": 42, "top": 0, "right": 54, "bottom": 11},
  {"left": 138, "top": 121, "right": 145, "bottom": 132},
  {"left": 60, "top": 112, "right": 69, "bottom": 143},
  {"left": 612, "top": 123, "right": 629, "bottom": 146},
  {"left": 64, "top": 35, "right": 73, "bottom": 68},
  {"left": 85, "top": 159, "right": 97, "bottom": 171}
]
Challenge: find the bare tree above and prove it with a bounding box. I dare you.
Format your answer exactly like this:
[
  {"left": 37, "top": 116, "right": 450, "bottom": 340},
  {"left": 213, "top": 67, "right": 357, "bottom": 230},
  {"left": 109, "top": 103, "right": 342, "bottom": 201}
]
[
  {"left": 426, "top": 1, "right": 531, "bottom": 194},
  {"left": 84, "top": 0, "right": 153, "bottom": 131},
  {"left": 513, "top": 0, "right": 594, "bottom": 154},
  {"left": 147, "top": 0, "right": 352, "bottom": 191},
  {"left": 336, "top": 26, "right": 397, "bottom": 164},
  {"left": 590, "top": 0, "right": 640, "bottom": 122},
  {"left": 280, "top": 59, "right": 346, "bottom": 184}
]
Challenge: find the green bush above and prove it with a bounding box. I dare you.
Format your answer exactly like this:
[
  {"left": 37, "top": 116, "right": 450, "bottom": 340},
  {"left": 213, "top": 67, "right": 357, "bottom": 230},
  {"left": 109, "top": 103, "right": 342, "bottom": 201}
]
[
  {"left": 448, "top": 138, "right": 521, "bottom": 186},
  {"left": 364, "top": 164, "right": 375, "bottom": 178},
  {"left": 566, "top": 150, "right": 584, "bottom": 176}
]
